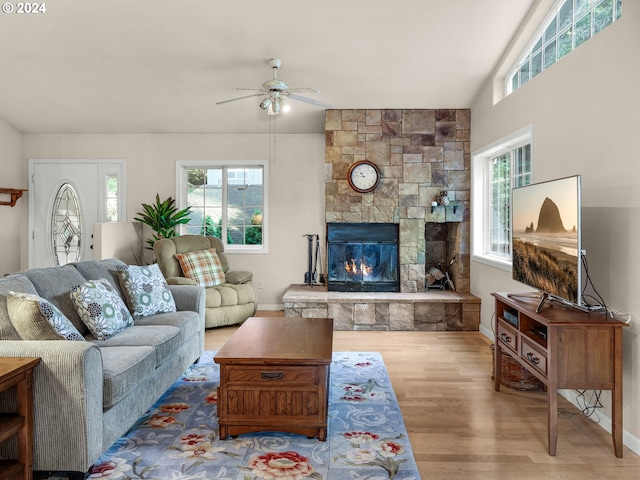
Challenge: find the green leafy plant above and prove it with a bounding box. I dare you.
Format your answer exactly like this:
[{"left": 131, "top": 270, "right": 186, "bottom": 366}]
[
  {"left": 245, "top": 209, "right": 262, "bottom": 245},
  {"left": 135, "top": 194, "right": 192, "bottom": 249},
  {"left": 200, "top": 214, "right": 233, "bottom": 244}
]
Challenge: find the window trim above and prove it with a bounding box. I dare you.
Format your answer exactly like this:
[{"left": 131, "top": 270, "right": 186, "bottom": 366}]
[
  {"left": 472, "top": 125, "right": 533, "bottom": 271},
  {"left": 176, "top": 160, "right": 269, "bottom": 254}
]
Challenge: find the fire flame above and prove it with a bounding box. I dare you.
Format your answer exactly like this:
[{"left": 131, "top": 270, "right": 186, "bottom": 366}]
[{"left": 344, "top": 258, "right": 373, "bottom": 276}]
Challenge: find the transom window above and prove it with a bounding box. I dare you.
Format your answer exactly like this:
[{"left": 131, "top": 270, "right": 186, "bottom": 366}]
[
  {"left": 508, "top": 0, "right": 622, "bottom": 94},
  {"left": 177, "top": 161, "right": 268, "bottom": 253}
]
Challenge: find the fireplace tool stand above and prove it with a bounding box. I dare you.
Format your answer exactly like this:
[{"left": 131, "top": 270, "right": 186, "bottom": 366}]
[{"left": 303, "top": 234, "right": 325, "bottom": 287}]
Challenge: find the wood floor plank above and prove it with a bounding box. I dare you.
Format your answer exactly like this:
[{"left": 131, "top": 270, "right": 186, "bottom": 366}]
[{"left": 205, "top": 312, "right": 640, "bottom": 479}]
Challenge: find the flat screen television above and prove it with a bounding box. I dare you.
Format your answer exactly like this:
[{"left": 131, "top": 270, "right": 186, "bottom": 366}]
[{"left": 511, "top": 175, "right": 583, "bottom": 313}]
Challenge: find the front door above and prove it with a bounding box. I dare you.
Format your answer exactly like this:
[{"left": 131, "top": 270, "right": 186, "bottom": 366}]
[{"left": 29, "top": 160, "right": 125, "bottom": 268}]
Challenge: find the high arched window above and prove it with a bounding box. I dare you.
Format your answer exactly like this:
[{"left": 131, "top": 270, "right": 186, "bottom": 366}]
[{"left": 508, "top": 0, "right": 622, "bottom": 95}]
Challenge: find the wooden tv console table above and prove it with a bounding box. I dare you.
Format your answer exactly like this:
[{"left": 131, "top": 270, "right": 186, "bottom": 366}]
[{"left": 492, "top": 292, "right": 628, "bottom": 457}]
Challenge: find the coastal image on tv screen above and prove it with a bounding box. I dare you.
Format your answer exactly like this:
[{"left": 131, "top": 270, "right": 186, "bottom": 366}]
[{"left": 511, "top": 176, "right": 580, "bottom": 305}]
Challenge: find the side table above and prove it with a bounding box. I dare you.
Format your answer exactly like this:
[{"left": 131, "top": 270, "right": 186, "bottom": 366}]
[{"left": 0, "top": 357, "right": 41, "bottom": 480}]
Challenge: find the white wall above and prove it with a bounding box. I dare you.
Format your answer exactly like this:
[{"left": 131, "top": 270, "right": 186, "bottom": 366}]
[
  {"left": 0, "top": 118, "right": 25, "bottom": 276},
  {"left": 22, "top": 133, "right": 326, "bottom": 308},
  {"left": 471, "top": 3, "right": 640, "bottom": 448}
]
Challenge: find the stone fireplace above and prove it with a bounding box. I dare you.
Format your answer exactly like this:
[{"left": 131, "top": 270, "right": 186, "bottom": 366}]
[
  {"left": 282, "top": 108, "right": 480, "bottom": 331},
  {"left": 324, "top": 109, "right": 470, "bottom": 292}
]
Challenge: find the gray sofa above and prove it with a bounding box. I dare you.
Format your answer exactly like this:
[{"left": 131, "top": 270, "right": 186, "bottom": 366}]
[{"left": 0, "top": 258, "right": 205, "bottom": 474}]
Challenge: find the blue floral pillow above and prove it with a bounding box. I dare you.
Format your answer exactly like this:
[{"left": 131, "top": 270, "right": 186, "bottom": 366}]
[
  {"left": 7, "top": 291, "right": 85, "bottom": 341},
  {"left": 117, "top": 264, "right": 177, "bottom": 318},
  {"left": 70, "top": 278, "right": 134, "bottom": 340}
]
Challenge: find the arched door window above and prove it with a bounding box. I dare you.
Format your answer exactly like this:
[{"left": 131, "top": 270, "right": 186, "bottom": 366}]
[{"left": 51, "top": 183, "right": 82, "bottom": 266}]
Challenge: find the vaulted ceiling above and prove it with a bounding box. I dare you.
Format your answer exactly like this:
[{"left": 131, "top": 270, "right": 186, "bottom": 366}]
[{"left": 0, "top": 0, "right": 534, "bottom": 135}]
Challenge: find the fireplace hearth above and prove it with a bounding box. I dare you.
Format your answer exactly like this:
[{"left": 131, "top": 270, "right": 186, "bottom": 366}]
[{"left": 326, "top": 223, "right": 399, "bottom": 292}]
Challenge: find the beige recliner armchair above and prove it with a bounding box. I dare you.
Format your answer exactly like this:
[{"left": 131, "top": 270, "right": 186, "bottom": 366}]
[{"left": 154, "top": 235, "right": 257, "bottom": 328}]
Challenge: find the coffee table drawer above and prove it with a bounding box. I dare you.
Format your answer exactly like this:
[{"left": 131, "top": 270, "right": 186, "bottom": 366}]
[{"left": 225, "top": 366, "right": 319, "bottom": 385}]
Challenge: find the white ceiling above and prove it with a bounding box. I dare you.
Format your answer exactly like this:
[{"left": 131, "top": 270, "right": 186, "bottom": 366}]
[{"left": 0, "top": 0, "right": 534, "bottom": 135}]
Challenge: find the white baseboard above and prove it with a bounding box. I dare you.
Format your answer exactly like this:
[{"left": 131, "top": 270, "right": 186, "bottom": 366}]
[
  {"left": 480, "top": 328, "right": 640, "bottom": 456},
  {"left": 479, "top": 323, "right": 494, "bottom": 341},
  {"left": 560, "top": 389, "right": 640, "bottom": 456}
]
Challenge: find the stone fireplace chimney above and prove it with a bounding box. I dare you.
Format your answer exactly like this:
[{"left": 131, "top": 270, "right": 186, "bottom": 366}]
[{"left": 324, "top": 109, "right": 471, "bottom": 293}]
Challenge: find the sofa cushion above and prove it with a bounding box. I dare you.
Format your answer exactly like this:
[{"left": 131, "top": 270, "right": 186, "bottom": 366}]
[
  {"left": 117, "top": 264, "right": 177, "bottom": 318},
  {"left": 217, "top": 284, "right": 239, "bottom": 307},
  {"left": 0, "top": 274, "right": 40, "bottom": 340},
  {"left": 89, "top": 325, "right": 181, "bottom": 367},
  {"left": 175, "top": 248, "right": 226, "bottom": 287},
  {"left": 100, "top": 346, "right": 157, "bottom": 409},
  {"left": 134, "top": 310, "right": 201, "bottom": 346},
  {"left": 205, "top": 286, "right": 222, "bottom": 308},
  {"left": 205, "top": 283, "right": 256, "bottom": 309},
  {"left": 70, "top": 278, "right": 134, "bottom": 340},
  {"left": 72, "top": 258, "right": 128, "bottom": 299},
  {"left": 7, "top": 291, "right": 85, "bottom": 341},
  {"left": 24, "top": 264, "right": 91, "bottom": 335},
  {"left": 230, "top": 283, "right": 256, "bottom": 305}
]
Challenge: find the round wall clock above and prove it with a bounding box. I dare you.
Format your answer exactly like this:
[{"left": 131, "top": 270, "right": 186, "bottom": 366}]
[{"left": 347, "top": 160, "right": 381, "bottom": 193}]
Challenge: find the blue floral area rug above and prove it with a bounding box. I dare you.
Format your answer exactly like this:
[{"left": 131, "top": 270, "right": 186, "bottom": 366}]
[{"left": 88, "top": 352, "right": 421, "bottom": 479}]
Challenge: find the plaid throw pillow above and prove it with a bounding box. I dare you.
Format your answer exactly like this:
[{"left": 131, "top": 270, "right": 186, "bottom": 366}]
[{"left": 175, "top": 248, "right": 226, "bottom": 287}]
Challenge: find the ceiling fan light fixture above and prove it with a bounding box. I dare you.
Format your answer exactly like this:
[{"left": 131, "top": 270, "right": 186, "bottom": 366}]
[
  {"left": 259, "top": 98, "right": 271, "bottom": 110},
  {"left": 217, "top": 58, "right": 332, "bottom": 113},
  {"left": 268, "top": 97, "right": 281, "bottom": 115}
]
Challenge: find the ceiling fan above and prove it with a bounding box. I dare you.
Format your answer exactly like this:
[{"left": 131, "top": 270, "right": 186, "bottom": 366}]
[{"left": 216, "top": 58, "right": 332, "bottom": 115}]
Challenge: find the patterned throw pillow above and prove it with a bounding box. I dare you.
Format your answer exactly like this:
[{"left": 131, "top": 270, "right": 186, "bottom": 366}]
[
  {"left": 117, "top": 264, "right": 177, "bottom": 318},
  {"left": 175, "top": 248, "right": 226, "bottom": 287},
  {"left": 6, "top": 291, "right": 85, "bottom": 341},
  {"left": 70, "top": 278, "right": 134, "bottom": 340}
]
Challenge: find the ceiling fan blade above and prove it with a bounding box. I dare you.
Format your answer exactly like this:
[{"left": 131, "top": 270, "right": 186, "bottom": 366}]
[
  {"left": 286, "top": 93, "right": 332, "bottom": 108},
  {"left": 284, "top": 87, "right": 320, "bottom": 93},
  {"left": 216, "top": 93, "right": 264, "bottom": 105}
]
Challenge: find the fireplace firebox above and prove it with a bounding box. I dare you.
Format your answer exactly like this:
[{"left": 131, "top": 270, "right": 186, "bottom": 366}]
[{"left": 326, "top": 223, "right": 399, "bottom": 292}]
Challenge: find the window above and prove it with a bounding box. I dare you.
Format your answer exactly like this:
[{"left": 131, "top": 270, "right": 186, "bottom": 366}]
[
  {"left": 472, "top": 127, "right": 532, "bottom": 269},
  {"left": 508, "top": 0, "right": 622, "bottom": 95},
  {"left": 177, "top": 161, "right": 268, "bottom": 253},
  {"left": 105, "top": 175, "right": 118, "bottom": 222}
]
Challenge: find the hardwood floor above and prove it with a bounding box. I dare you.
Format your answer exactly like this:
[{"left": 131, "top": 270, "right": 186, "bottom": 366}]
[{"left": 206, "top": 312, "right": 640, "bottom": 480}]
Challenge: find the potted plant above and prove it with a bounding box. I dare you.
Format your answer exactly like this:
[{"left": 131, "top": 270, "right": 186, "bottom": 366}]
[{"left": 135, "top": 194, "right": 192, "bottom": 249}]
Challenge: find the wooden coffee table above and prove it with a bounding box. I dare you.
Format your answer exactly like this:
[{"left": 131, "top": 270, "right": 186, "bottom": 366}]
[{"left": 214, "top": 317, "right": 333, "bottom": 440}]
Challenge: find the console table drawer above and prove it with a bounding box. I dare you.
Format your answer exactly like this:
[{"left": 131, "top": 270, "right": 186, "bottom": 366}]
[
  {"left": 521, "top": 338, "right": 547, "bottom": 376},
  {"left": 225, "top": 366, "right": 319, "bottom": 385},
  {"left": 497, "top": 321, "right": 519, "bottom": 354}
]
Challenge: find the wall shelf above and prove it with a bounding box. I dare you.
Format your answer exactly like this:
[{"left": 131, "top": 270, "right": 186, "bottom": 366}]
[
  {"left": 425, "top": 204, "right": 463, "bottom": 223},
  {"left": 0, "top": 188, "right": 27, "bottom": 207}
]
